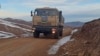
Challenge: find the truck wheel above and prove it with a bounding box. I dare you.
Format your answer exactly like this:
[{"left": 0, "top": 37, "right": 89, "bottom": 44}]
[
  {"left": 54, "top": 32, "right": 59, "bottom": 39},
  {"left": 34, "top": 32, "right": 39, "bottom": 38},
  {"left": 59, "top": 27, "right": 63, "bottom": 36},
  {"left": 59, "top": 31, "right": 63, "bottom": 36},
  {"left": 54, "top": 34, "right": 59, "bottom": 39}
]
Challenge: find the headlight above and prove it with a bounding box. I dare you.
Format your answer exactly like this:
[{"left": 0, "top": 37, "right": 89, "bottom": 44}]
[{"left": 52, "top": 28, "right": 56, "bottom": 34}]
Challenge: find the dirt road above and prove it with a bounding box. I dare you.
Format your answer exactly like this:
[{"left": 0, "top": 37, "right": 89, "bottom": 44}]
[{"left": 0, "top": 37, "right": 57, "bottom": 56}]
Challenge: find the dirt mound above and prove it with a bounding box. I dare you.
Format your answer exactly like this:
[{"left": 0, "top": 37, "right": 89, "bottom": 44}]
[{"left": 56, "top": 18, "right": 100, "bottom": 56}]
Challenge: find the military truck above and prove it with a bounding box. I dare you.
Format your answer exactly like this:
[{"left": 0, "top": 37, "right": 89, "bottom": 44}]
[{"left": 31, "top": 7, "right": 64, "bottom": 39}]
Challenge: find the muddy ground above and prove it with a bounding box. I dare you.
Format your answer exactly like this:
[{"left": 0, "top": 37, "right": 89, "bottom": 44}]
[{"left": 0, "top": 37, "right": 57, "bottom": 56}]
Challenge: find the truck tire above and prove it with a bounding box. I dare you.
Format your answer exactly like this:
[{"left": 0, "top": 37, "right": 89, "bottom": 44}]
[
  {"left": 54, "top": 34, "right": 59, "bottom": 39},
  {"left": 59, "top": 27, "right": 63, "bottom": 36},
  {"left": 54, "top": 31, "right": 59, "bottom": 39},
  {"left": 59, "top": 31, "right": 63, "bottom": 36},
  {"left": 34, "top": 31, "right": 40, "bottom": 38}
]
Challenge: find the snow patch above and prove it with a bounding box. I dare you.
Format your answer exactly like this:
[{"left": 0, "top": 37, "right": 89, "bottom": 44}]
[
  {"left": 0, "top": 31, "right": 15, "bottom": 39},
  {"left": 48, "top": 29, "right": 78, "bottom": 55},
  {"left": 71, "top": 29, "right": 78, "bottom": 34},
  {"left": 21, "top": 32, "right": 33, "bottom": 37},
  {"left": 69, "top": 38, "right": 74, "bottom": 41},
  {"left": 13, "top": 23, "right": 31, "bottom": 28},
  {"left": 48, "top": 36, "right": 71, "bottom": 54},
  {"left": 0, "top": 19, "right": 31, "bottom": 32}
]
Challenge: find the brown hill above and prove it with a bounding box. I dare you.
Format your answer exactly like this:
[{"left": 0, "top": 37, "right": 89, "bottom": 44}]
[
  {"left": 56, "top": 18, "right": 100, "bottom": 56},
  {"left": 0, "top": 18, "right": 32, "bottom": 38},
  {"left": 65, "top": 21, "right": 84, "bottom": 28},
  {"left": 4, "top": 18, "right": 32, "bottom": 26}
]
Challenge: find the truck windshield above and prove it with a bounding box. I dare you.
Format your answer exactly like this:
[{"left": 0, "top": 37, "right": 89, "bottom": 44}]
[{"left": 34, "top": 9, "right": 58, "bottom": 16}]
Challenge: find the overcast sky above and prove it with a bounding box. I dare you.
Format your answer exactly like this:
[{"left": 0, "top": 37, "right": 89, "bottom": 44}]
[{"left": 0, "top": 0, "right": 100, "bottom": 22}]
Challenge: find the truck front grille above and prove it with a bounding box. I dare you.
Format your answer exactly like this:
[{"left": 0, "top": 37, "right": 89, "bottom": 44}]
[
  {"left": 38, "top": 22, "right": 51, "bottom": 26},
  {"left": 41, "top": 16, "right": 48, "bottom": 22}
]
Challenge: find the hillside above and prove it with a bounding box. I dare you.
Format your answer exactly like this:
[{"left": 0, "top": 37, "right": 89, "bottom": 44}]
[
  {"left": 65, "top": 21, "right": 84, "bottom": 28},
  {"left": 0, "top": 18, "right": 32, "bottom": 38},
  {"left": 56, "top": 18, "right": 100, "bottom": 56},
  {"left": 4, "top": 18, "right": 32, "bottom": 26}
]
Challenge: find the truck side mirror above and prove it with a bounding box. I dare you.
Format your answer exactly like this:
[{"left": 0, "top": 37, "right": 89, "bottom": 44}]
[{"left": 31, "top": 10, "right": 33, "bottom": 16}]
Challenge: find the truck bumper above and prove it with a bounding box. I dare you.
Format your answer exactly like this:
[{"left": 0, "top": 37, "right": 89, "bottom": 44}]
[{"left": 32, "top": 26, "right": 58, "bottom": 33}]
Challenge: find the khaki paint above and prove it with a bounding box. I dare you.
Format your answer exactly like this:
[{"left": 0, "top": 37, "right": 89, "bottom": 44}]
[
  {"left": 33, "top": 16, "right": 41, "bottom": 25},
  {"left": 33, "top": 16, "right": 59, "bottom": 26}
]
